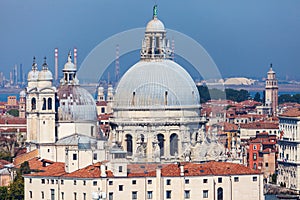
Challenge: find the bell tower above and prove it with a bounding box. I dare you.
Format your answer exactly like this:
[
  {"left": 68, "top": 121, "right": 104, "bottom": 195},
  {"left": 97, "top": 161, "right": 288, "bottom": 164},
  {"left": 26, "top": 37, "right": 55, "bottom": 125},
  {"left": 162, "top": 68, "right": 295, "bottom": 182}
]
[{"left": 265, "top": 64, "right": 278, "bottom": 115}]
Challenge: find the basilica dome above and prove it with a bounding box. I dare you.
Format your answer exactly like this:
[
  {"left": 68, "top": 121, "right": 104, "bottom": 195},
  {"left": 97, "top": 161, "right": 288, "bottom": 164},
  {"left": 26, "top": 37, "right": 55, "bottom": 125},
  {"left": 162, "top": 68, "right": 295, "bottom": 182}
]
[
  {"left": 38, "top": 69, "right": 53, "bottom": 81},
  {"left": 114, "top": 59, "right": 200, "bottom": 108},
  {"left": 57, "top": 85, "right": 97, "bottom": 122},
  {"left": 27, "top": 70, "right": 39, "bottom": 82},
  {"left": 145, "top": 18, "right": 165, "bottom": 32}
]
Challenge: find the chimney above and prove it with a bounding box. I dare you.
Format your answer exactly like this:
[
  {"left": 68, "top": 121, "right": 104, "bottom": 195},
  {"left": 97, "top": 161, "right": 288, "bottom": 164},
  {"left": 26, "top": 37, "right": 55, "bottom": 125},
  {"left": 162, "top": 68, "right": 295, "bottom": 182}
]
[
  {"left": 101, "top": 164, "right": 107, "bottom": 177},
  {"left": 180, "top": 165, "right": 184, "bottom": 176},
  {"left": 54, "top": 48, "right": 58, "bottom": 81},
  {"left": 74, "top": 47, "right": 77, "bottom": 67}
]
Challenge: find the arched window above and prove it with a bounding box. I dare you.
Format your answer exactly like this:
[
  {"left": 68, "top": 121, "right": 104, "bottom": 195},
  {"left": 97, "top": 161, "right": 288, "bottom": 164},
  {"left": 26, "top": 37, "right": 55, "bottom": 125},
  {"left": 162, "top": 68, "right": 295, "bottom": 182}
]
[
  {"left": 125, "top": 134, "right": 133, "bottom": 156},
  {"left": 170, "top": 133, "right": 178, "bottom": 156},
  {"left": 217, "top": 187, "right": 223, "bottom": 200},
  {"left": 42, "top": 98, "right": 46, "bottom": 110},
  {"left": 48, "top": 98, "right": 52, "bottom": 110},
  {"left": 31, "top": 98, "right": 36, "bottom": 110},
  {"left": 157, "top": 134, "right": 164, "bottom": 156},
  {"left": 254, "top": 163, "right": 257, "bottom": 170}
]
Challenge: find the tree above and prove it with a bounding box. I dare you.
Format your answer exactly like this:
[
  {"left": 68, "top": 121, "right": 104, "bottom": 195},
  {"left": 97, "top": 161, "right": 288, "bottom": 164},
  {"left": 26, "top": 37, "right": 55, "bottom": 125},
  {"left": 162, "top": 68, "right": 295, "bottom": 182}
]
[
  {"left": 0, "top": 186, "right": 8, "bottom": 200},
  {"left": 253, "top": 92, "right": 261, "bottom": 102},
  {"left": 0, "top": 132, "right": 25, "bottom": 162},
  {"left": 20, "top": 161, "right": 31, "bottom": 175},
  {"left": 8, "top": 177, "right": 24, "bottom": 200},
  {"left": 7, "top": 109, "right": 19, "bottom": 117}
]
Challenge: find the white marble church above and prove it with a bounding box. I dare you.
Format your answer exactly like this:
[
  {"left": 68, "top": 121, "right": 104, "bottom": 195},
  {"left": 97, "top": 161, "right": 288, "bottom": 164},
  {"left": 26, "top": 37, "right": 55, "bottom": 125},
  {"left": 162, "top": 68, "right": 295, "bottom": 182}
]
[{"left": 24, "top": 5, "right": 226, "bottom": 169}]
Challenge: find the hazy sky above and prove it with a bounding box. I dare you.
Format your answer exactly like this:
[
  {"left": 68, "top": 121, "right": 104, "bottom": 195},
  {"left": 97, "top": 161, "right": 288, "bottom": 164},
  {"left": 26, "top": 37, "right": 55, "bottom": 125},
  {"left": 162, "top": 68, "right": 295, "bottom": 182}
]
[{"left": 1, "top": 0, "right": 300, "bottom": 81}]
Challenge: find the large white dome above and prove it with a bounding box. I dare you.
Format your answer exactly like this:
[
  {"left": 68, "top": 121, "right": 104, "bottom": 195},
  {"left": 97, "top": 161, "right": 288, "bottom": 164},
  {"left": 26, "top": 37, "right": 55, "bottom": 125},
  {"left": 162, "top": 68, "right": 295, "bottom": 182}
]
[
  {"left": 146, "top": 18, "right": 165, "bottom": 32},
  {"left": 114, "top": 60, "right": 200, "bottom": 109},
  {"left": 57, "top": 85, "right": 97, "bottom": 122}
]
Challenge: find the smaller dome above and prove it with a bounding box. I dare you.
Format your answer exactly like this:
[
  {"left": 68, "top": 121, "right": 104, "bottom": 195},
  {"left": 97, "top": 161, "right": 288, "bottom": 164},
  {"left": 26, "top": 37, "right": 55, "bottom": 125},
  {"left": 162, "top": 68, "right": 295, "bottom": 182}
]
[
  {"left": 38, "top": 70, "right": 53, "bottom": 81},
  {"left": 20, "top": 90, "right": 26, "bottom": 97},
  {"left": 27, "top": 70, "right": 39, "bottom": 81},
  {"left": 146, "top": 18, "right": 165, "bottom": 32},
  {"left": 63, "top": 53, "right": 76, "bottom": 71},
  {"left": 38, "top": 60, "right": 53, "bottom": 81}
]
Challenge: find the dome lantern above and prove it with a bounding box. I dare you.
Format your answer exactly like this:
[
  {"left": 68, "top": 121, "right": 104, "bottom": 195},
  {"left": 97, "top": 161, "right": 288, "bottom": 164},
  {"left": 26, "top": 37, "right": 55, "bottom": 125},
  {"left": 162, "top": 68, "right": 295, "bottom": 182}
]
[
  {"left": 141, "top": 5, "right": 172, "bottom": 61},
  {"left": 60, "top": 52, "right": 79, "bottom": 85}
]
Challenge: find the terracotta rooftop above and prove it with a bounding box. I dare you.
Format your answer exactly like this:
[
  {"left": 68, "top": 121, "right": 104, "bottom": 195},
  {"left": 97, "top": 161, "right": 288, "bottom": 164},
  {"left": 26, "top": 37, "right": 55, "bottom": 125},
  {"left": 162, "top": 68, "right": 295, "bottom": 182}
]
[
  {"left": 24, "top": 160, "right": 261, "bottom": 179},
  {"left": 279, "top": 108, "right": 300, "bottom": 118},
  {"left": 240, "top": 121, "right": 278, "bottom": 129},
  {"left": 13, "top": 149, "right": 39, "bottom": 166},
  {"left": 0, "top": 117, "right": 26, "bottom": 125}
]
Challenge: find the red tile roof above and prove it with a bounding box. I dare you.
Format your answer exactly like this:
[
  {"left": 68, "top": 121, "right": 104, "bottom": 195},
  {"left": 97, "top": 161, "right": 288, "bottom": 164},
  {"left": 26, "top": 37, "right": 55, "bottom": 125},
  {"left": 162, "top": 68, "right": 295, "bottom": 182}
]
[
  {"left": 13, "top": 149, "right": 39, "bottom": 166},
  {"left": 25, "top": 160, "right": 261, "bottom": 179},
  {"left": 0, "top": 117, "right": 26, "bottom": 125},
  {"left": 279, "top": 108, "right": 300, "bottom": 117},
  {"left": 240, "top": 121, "right": 278, "bottom": 129}
]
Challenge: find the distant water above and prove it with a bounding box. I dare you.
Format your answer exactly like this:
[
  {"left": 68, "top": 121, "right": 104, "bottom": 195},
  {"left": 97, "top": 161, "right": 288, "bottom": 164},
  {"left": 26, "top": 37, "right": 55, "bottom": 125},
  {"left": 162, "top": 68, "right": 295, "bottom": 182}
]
[
  {"left": 265, "top": 195, "right": 279, "bottom": 200},
  {"left": 0, "top": 93, "right": 20, "bottom": 102},
  {"left": 249, "top": 91, "right": 300, "bottom": 98},
  {"left": 0, "top": 90, "right": 299, "bottom": 102}
]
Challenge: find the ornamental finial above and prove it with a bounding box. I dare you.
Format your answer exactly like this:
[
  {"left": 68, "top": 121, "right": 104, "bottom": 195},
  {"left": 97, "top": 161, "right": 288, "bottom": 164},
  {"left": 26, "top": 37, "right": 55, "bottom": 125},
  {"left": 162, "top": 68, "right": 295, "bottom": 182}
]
[
  {"left": 153, "top": 5, "right": 157, "bottom": 19},
  {"left": 68, "top": 51, "right": 72, "bottom": 63}
]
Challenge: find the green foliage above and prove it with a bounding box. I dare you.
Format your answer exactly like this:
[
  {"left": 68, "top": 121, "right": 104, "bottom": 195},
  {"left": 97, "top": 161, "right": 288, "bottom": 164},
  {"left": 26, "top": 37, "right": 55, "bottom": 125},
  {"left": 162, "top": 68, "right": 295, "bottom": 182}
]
[
  {"left": 0, "top": 186, "right": 8, "bottom": 200},
  {"left": 270, "top": 173, "right": 277, "bottom": 184},
  {"left": 253, "top": 92, "right": 262, "bottom": 102},
  {"left": 7, "top": 109, "right": 19, "bottom": 117},
  {"left": 278, "top": 94, "right": 300, "bottom": 104},
  {"left": 197, "top": 86, "right": 250, "bottom": 103},
  {"left": 0, "top": 151, "right": 12, "bottom": 162},
  {"left": 20, "top": 161, "right": 31, "bottom": 175},
  {"left": 8, "top": 176, "right": 24, "bottom": 200},
  {"left": 225, "top": 88, "right": 250, "bottom": 102}
]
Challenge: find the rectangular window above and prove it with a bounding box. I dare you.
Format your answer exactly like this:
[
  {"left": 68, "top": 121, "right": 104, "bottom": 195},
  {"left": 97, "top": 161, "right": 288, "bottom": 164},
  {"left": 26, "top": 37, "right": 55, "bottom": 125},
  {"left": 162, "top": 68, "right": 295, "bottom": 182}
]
[
  {"left": 109, "top": 192, "right": 113, "bottom": 200},
  {"left": 61, "top": 180, "right": 64, "bottom": 185},
  {"left": 166, "top": 179, "right": 171, "bottom": 185},
  {"left": 51, "top": 189, "right": 55, "bottom": 200},
  {"left": 234, "top": 177, "right": 239, "bottom": 182},
  {"left": 51, "top": 179, "right": 54, "bottom": 184},
  {"left": 73, "top": 153, "right": 77, "bottom": 160},
  {"left": 119, "top": 166, "right": 123, "bottom": 172},
  {"left": 119, "top": 185, "right": 123, "bottom": 191},
  {"left": 253, "top": 153, "right": 257, "bottom": 160},
  {"left": 166, "top": 190, "right": 172, "bottom": 199},
  {"left": 83, "top": 193, "right": 86, "bottom": 200},
  {"left": 132, "top": 191, "right": 137, "bottom": 200},
  {"left": 218, "top": 177, "right": 222, "bottom": 183},
  {"left": 93, "top": 181, "right": 97, "bottom": 186},
  {"left": 41, "top": 191, "right": 44, "bottom": 199},
  {"left": 109, "top": 181, "right": 113, "bottom": 185},
  {"left": 41, "top": 179, "right": 45, "bottom": 184},
  {"left": 203, "top": 179, "right": 208, "bottom": 183},
  {"left": 132, "top": 180, "right": 136, "bottom": 185},
  {"left": 29, "top": 178, "right": 32, "bottom": 183},
  {"left": 83, "top": 180, "right": 86, "bottom": 185},
  {"left": 265, "top": 162, "right": 269, "bottom": 167},
  {"left": 93, "top": 153, "right": 97, "bottom": 160},
  {"left": 29, "top": 191, "right": 32, "bottom": 199},
  {"left": 74, "top": 192, "right": 77, "bottom": 200},
  {"left": 184, "top": 190, "right": 190, "bottom": 199},
  {"left": 185, "top": 179, "right": 189, "bottom": 184},
  {"left": 61, "top": 192, "right": 64, "bottom": 200},
  {"left": 203, "top": 190, "right": 208, "bottom": 198},
  {"left": 253, "top": 176, "right": 258, "bottom": 182},
  {"left": 74, "top": 180, "right": 77, "bottom": 185},
  {"left": 147, "top": 191, "right": 153, "bottom": 199},
  {"left": 253, "top": 145, "right": 257, "bottom": 150},
  {"left": 148, "top": 179, "right": 152, "bottom": 184}
]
